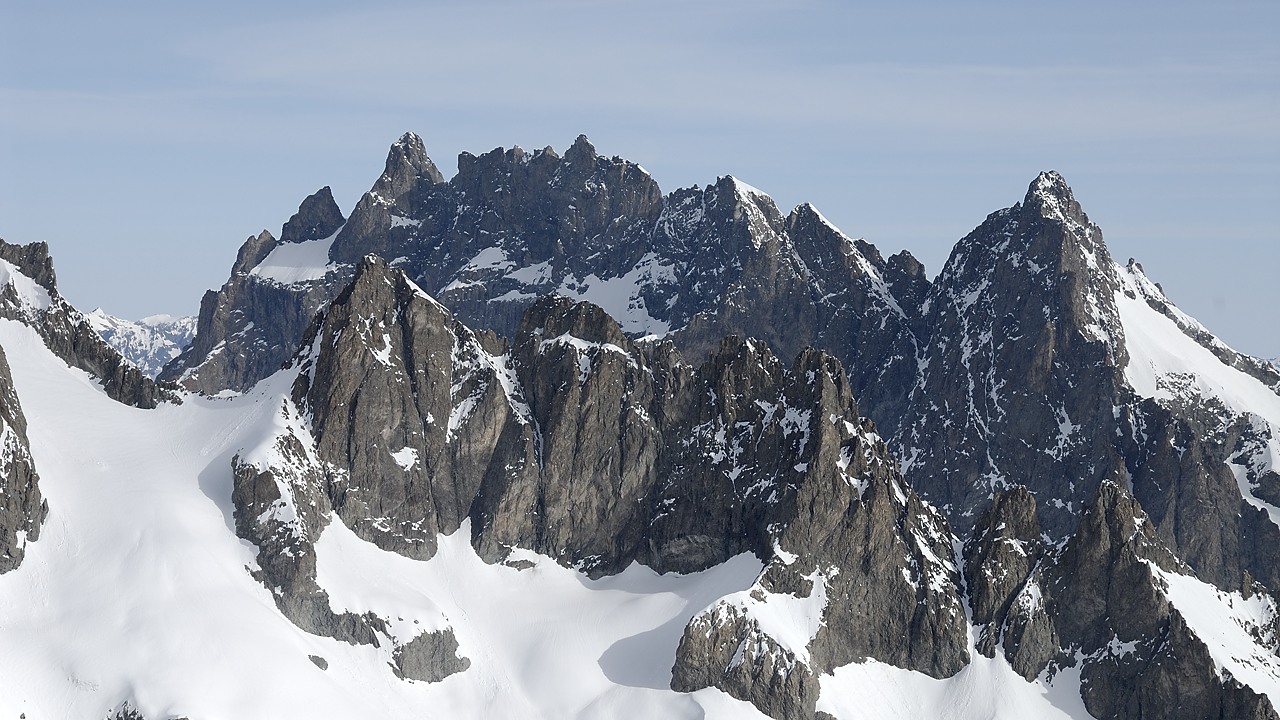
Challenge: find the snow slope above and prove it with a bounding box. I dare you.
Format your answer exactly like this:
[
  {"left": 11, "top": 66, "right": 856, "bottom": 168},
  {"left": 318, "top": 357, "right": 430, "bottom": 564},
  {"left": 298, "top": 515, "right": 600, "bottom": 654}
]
[
  {"left": 11, "top": 248, "right": 1280, "bottom": 717},
  {"left": 1116, "top": 264, "right": 1280, "bottom": 428},
  {"left": 0, "top": 317, "right": 770, "bottom": 719},
  {"left": 819, "top": 657, "right": 1087, "bottom": 720},
  {"left": 1115, "top": 262, "right": 1280, "bottom": 530},
  {"left": 0, "top": 303, "right": 1101, "bottom": 719}
]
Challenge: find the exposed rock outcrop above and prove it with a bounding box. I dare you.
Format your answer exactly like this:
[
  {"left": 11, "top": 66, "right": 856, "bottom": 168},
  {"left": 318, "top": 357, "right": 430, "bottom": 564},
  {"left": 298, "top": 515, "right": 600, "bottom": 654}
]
[
  {"left": 999, "top": 482, "right": 1280, "bottom": 719},
  {"left": 895, "top": 172, "right": 1131, "bottom": 539},
  {"left": 0, "top": 344, "right": 45, "bottom": 573},
  {"left": 230, "top": 395, "right": 470, "bottom": 681},
  {"left": 892, "top": 174, "right": 1280, "bottom": 602}
]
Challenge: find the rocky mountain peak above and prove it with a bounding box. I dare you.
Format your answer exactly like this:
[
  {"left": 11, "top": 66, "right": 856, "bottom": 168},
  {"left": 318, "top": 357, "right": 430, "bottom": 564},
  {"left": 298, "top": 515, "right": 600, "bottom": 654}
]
[
  {"left": 373, "top": 131, "right": 445, "bottom": 201},
  {"left": 0, "top": 239, "right": 176, "bottom": 408},
  {"left": 230, "top": 230, "right": 277, "bottom": 277},
  {"left": 723, "top": 176, "right": 786, "bottom": 231},
  {"left": 896, "top": 171, "right": 1132, "bottom": 540},
  {"left": 279, "top": 186, "right": 345, "bottom": 245},
  {"left": 1023, "top": 170, "right": 1084, "bottom": 222},
  {"left": 338, "top": 253, "right": 396, "bottom": 300},
  {"left": 563, "top": 133, "right": 597, "bottom": 164},
  {"left": 1070, "top": 480, "right": 1179, "bottom": 574}
]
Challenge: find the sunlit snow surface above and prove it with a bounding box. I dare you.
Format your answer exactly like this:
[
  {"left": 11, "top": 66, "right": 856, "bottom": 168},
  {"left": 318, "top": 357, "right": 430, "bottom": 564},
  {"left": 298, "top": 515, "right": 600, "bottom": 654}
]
[
  {"left": 0, "top": 314, "right": 1100, "bottom": 719},
  {"left": 249, "top": 232, "right": 340, "bottom": 284},
  {"left": 0, "top": 318, "right": 766, "bottom": 719},
  {"left": 819, "top": 656, "right": 1088, "bottom": 720},
  {"left": 1116, "top": 264, "right": 1280, "bottom": 427},
  {"left": 1150, "top": 564, "right": 1280, "bottom": 705}
]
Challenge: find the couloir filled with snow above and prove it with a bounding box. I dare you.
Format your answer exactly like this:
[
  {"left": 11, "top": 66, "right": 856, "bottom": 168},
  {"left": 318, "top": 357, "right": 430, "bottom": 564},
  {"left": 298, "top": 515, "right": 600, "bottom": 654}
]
[{"left": 0, "top": 309, "right": 1097, "bottom": 718}]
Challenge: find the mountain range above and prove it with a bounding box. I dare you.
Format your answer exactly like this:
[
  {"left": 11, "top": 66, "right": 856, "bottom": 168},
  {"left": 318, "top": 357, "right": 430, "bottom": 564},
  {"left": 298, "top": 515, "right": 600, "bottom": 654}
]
[{"left": 1, "top": 134, "right": 1278, "bottom": 720}]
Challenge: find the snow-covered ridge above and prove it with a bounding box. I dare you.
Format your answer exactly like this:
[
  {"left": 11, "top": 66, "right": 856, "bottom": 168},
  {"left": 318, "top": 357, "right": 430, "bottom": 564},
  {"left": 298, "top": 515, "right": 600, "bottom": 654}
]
[
  {"left": 1115, "top": 261, "right": 1280, "bottom": 429},
  {"left": 1115, "top": 259, "right": 1280, "bottom": 534},
  {"left": 0, "top": 259, "right": 51, "bottom": 312}
]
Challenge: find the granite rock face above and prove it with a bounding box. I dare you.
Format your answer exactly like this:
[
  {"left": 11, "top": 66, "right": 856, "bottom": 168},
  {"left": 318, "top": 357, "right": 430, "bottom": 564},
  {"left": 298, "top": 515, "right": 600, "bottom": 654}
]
[
  {"left": 996, "top": 482, "right": 1280, "bottom": 720},
  {"left": 963, "top": 486, "right": 1042, "bottom": 658},
  {"left": 286, "top": 256, "right": 942, "bottom": 580},
  {"left": 162, "top": 187, "right": 352, "bottom": 396},
  {"left": 0, "top": 344, "right": 45, "bottom": 573},
  {"left": 892, "top": 174, "right": 1280, "bottom": 599},
  {"left": 229, "top": 381, "right": 470, "bottom": 681},
  {"left": 292, "top": 254, "right": 529, "bottom": 561},
  {"left": 895, "top": 172, "right": 1132, "bottom": 538},
  {"left": 672, "top": 415, "right": 969, "bottom": 719}
]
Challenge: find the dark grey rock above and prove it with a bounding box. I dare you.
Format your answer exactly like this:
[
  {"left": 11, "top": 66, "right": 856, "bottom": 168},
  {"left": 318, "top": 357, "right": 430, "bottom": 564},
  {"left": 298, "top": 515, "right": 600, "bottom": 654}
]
[
  {"left": 294, "top": 255, "right": 527, "bottom": 560},
  {"left": 391, "top": 630, "right": 471, "bottom": 682},
  {"left": 148, "top": 149, "right": 1280, "bottom": 718},
  {"left": 964, "top": 486, "right": 1042, "bottom": 657},
  {"left": 163, "top": 135, "right": 921, "bottom": 443},
  {"left": 229, "top": 427, "right": 471, "bottom": 683},
  {"left": 281, "top": 186, "right": 344, "bottom": 245},
  {"left": 895, "top": 172, "right": 1130, "bottom": 540},
  {"left": 999, "top": 481, "right": 1279, "bottom": 720},
  {"left": 230, "top": 448, "right": 383, "bottom": 646},
  {"left": 671, "top": 603, "right": 821, "bottom": 720},
  {"left": 231, "top": 230, "right": 278, "bottom": 277},
  {"left": 890, "top": 172, "right": 1280, "bottom": 603},
  {"left": 668, "top": 348, "right": 967, "bottom": 719},
  {"left": 232, "top": 258, "right": 973, "bottom": 717},
  {"left": 0, "top": 344, "right": 45, "bottom": 573}
]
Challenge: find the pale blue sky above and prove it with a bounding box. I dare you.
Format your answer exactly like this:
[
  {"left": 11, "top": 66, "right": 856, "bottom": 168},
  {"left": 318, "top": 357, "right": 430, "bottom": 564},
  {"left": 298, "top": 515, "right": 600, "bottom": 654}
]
[{"left": 2, "top": 1, "right": 1277, "bottom": 357}]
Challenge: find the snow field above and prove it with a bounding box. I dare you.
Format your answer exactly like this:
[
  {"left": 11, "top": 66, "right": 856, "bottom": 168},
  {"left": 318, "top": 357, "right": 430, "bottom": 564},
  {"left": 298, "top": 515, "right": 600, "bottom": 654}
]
[{"left": 0, "top": 318, "right": 769, "bottom": 719}]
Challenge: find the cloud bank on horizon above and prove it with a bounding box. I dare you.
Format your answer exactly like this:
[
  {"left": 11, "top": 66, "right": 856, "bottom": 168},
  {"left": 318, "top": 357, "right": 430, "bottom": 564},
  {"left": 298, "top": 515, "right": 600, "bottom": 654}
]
[{"left": 1, "top": 0, "right": 1276, "bottom": 357}]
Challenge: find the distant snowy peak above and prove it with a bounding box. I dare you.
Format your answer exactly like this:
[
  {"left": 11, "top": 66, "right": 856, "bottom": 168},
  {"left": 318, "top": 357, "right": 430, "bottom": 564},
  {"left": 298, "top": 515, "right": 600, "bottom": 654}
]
[{"left": 86, "top": 310, "right": 195, "bottom": 379}]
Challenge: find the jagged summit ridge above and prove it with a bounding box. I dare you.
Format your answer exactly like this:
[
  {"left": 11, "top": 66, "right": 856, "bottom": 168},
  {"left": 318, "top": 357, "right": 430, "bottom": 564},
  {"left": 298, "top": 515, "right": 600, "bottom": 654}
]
[{"left": 161, "top": 134, "right": 924, "bottom": 438}]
